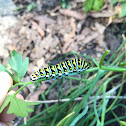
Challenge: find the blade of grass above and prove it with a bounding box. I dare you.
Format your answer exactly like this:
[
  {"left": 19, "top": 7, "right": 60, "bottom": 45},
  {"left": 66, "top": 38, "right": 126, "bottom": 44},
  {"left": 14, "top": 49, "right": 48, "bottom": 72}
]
[
  {"left": 57, "top": 112, "right": 75, "bottom": 126},
  {"left": 64, "top": 70, "right": 105, "bottom": 126},
  {"left": 106, "top": 83, "right": 123, "bottom": 112},
  {"left": 70, "top": 105, "right": 88, "bottom": 126},
  {"left": 111, "top": 110, "right": 120, "bottom": 125},
  {"left": 107, "top": 38, "right": 126, "bottom": 63},
  {"left": 101, "top": 77, "right": 108, "bottom": 126},
  {"left": 94, "top": 85, "right": 103, "bottom": 125},
  {"left": 104, "top": 116, "right": 126, "bottom": 126},
  {"left": 99, "top": 50, "right": 110, "bottom": 68}
]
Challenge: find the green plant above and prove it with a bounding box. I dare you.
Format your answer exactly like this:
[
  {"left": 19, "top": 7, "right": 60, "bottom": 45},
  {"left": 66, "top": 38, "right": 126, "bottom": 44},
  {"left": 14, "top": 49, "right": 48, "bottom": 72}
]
[
  {"left": 27, "top": 2, "right": 36, "bottom": 12},
  {"left": 111, "top": 0, "right": 126, "bottom": 17},
  {"left": 14, "top": 2, "right": 36, "bottom": 12},
  {"left": 0, "top": 38, "right": 126, "bottom": 125},
  {"left": 0, "top": 50, "right": 39, "bottom": 117},
  {"left": 60, "top": 0, "right": 70, "bottom": 9},
  {"left": 83, "top": 0, "right": 104, "bottom": 12}
]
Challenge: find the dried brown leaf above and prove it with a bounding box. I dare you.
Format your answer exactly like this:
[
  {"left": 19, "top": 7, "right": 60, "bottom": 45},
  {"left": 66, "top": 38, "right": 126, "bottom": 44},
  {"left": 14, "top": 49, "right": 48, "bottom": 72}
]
[
  {"left": 59, "top": 9, "right": 87, "bottom": 20},
  {"left": 34, "top": 15, "right": 56, "bottom": 25},
  {"left": 90, "top": 11, "right": 116, "bottom": 18},
  {"left": 31, "top": 20, "right": 45, "bottom": 38}
]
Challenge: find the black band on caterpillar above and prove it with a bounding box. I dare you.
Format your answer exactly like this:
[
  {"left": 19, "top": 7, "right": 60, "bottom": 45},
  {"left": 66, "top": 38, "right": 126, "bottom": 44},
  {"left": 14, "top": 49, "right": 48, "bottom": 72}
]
[{"left": 30, "top": 58, "right": 89, "bottom": 82}]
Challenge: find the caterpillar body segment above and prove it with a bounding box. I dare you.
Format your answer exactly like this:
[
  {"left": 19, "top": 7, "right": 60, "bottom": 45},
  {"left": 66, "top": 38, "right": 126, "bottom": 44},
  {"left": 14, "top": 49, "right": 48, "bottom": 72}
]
[
  {"left": 65, "top": 60, "right": 73, "bottom": 73},
  {"left": 71, "top": 59, "right": 77, "bottom": 72},
  {"left": 48, "top": 65, "right": 57, "bottom": 79},
  {"left": 55, "top": 64, "right": 63, "bottom": 78},
  {"left": 60, "top": 62, "right": 69, "bottom": 76},
  {"left": 30, "top": 58, "right": 89, "bottom": 82},
  {"left": 39, "top": 69, "right": 46, "bottom": 78}
]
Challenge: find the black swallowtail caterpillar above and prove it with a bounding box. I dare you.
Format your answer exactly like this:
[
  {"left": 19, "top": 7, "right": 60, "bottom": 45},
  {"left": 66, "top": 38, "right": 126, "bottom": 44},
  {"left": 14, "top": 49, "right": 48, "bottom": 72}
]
[{"left": 31, "top": 58, "right": 89, "bottom": 82}]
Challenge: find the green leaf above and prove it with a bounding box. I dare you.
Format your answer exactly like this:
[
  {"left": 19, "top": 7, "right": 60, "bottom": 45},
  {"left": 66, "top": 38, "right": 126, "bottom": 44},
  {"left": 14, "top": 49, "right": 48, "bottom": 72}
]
[
  {"left": 93, "top": 0, "right": 104, "bottom": 11},
  {"left": 0, "top": 64, "right": 11, "bottom": 75},
  {"left": 83, "top": 0, "right": 94, "bottom": 12},
  {"left": 61, "top": 0, "right": 68, "bottom": 9},
  {"left": 0, "top": 64, "right": 6, "bottom": 71},
  {"left": 120, "top": 121, "right": 126, "bottom": 126},
  {"left": 27, "top": 2, "right": 36, "bottom": 12},
  {"left": 0, "top": 94, "right": 40, "bottom": 117},
  {"left": 83, "top": 0, "right": 104, "bottom": 12},
  {"left": 120, "top": 2, "right": 126, "bottom": 17},
  {"left": 8, "top": 50, "right": 29, "bottom": 83}
]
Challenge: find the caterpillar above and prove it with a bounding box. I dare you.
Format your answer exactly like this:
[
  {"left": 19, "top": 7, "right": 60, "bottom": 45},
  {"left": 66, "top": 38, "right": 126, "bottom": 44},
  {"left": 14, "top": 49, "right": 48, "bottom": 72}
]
[{"left": 31, "top": 58, "right": 89, "bottom": 82}]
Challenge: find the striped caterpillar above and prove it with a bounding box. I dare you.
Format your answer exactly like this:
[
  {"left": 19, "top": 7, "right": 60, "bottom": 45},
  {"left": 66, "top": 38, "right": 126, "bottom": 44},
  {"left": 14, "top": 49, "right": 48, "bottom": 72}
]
[{"left": 31, "top": 58, "right": 89, "bottom": 82}]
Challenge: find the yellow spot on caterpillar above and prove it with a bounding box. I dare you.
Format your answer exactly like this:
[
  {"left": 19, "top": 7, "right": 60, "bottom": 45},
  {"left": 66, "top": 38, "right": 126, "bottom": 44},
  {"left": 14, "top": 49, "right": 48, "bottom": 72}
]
[
  {"left": 74, "top": 67, "right": 76, "bottom": 69},
  {"left": 45, "top": 68, "right": 48, "bottom": 71},
  {"left": 65, "top": 70, "right": 67, "bottom": 72},
  {"left": 59, "top": 71, "right": 61, "bottom": 73},
  {"left": 37, "top": 75, "right": 39, "bottom": 77},
  {"left": 47, "top": 73, "right": 49, "bottom": 75},
  {"left": 51, "top": 66, "right": 53, "bottom": 69},
  {"left": 73, "top": 62, "right": 75, "bottom": 65},
  {"left": 79, "top": 65, "right": 81, "bottom": 68},
  {"left": 70, "top": 68, "right": 72, "bottom": 70},
  {"left": 41, "top": 74, "right": 43, "bottom": 76},
  {"left": 53, "top": 72, "right": 55, "bottom": 74}
]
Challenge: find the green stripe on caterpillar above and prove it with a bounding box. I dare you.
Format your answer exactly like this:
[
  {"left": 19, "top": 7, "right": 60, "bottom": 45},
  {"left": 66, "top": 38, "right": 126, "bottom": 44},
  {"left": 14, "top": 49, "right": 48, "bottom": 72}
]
[{"left": 31, "top": 58, "right": 89, "bottom": 82}]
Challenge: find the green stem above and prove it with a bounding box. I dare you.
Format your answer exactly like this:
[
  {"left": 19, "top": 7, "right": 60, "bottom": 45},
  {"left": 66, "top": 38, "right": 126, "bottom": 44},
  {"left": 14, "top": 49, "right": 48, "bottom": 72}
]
[
  {"left": 101, "top": 79, "right": 107, "bottom": 126},
  {"left": 9, "top": 81, "right": 33, "bottom": 91},
  {"left": 111, "top": 110, "right": 120, "bottom": 125},
  {"left": 13, "top": 81, "right": 33, "bottom": 95},
  {"left": 99, "top": 50, "right": 110, "bottom": 68},
  {"left": 94, "top": 85, "right": 102, "bottom": 125},
  {"left": 101, "top": 66, "right": 126, "bottom": 72},
  {"left": 111, "top": 51, "right": 125, "bottom": 66},
  {"left": 92, "top": 59, "right": 99, "bottom": 67}
]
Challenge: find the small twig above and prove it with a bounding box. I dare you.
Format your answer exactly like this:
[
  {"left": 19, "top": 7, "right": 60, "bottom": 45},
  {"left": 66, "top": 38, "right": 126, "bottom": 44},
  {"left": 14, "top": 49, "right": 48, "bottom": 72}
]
[
  {"left": 24, "top": 82, "right": 124, "bottom": 104},
  {"left": 25, "top": 95, "right": 126, "bottom": 104}
]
